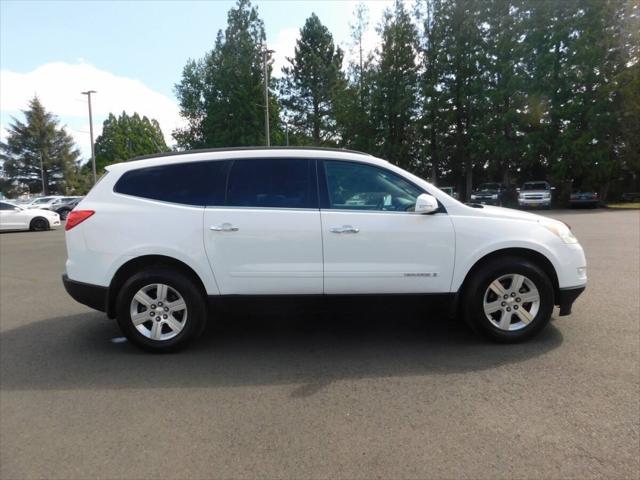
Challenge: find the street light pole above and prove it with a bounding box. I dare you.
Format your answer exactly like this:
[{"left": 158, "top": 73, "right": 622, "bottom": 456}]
[
  {"left": 81, "top": 90, "right": 97, "bottom": 184},
  {"left": 262, "top": 46, "right": 274, "bottom": 147}
]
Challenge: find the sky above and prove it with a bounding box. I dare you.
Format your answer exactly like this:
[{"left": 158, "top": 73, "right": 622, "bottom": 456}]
[{"left": 1, "top": 0, "right": 394, "bottom": 159}]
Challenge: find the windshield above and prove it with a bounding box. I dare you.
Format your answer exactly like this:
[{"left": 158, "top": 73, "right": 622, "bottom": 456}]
[{"left": 522, "top": 182, "right": 549, "bottom": 191}]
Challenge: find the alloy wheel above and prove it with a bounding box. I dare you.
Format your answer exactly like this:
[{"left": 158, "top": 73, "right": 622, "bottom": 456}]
[
  {"left": 129, "top": 283, "right": 188, "bottom": 341},
  {"left": 483, "top": 273, "right": 540, "bottom": 331}
]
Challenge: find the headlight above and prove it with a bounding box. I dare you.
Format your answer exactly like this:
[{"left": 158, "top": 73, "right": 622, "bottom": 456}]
[
  {"left": 491, "top": 194, "right": 498, "bottom": 199},
  {"left": 543, "top": 192, "right": 551, "bottom": 198},
  {"left": 518, "top": 193, "right": 525, "bottom": 199},
  {"left": 470, "top": 195, "right": 477, "bottom": 200},
  {"left": 542, "top": 222, "right": 578, "bottom": 244}
]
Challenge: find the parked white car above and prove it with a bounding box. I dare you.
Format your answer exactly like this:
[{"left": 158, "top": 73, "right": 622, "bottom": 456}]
[
  {"left": 63, "top": 148, "right": 587, "bottom": 351},
  {"left": 0, "top": 201, "right": 61, "bottom": 231},
  {"left": 22, "top": 195, "right": 65, "bottom": 210}
]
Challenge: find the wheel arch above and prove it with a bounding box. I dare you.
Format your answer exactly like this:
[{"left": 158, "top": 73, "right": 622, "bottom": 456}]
[
  {"left": 106, "top": 255, "right": 207, "bottom": 318},
  {"left": 457, "top": 248, "right": 560, "bottom": 306}
]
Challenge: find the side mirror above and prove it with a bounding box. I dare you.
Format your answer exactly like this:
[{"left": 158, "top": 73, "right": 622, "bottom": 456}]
[
  {"left": 13, "top": 207, "right": 21, "bottom": 212},
  {"left": 551, "top": 187, "right": 556, "bottom": 191},
  {"left": 415, "top": 193, "right": 439, "bottom": 214},
  {"left": 516, "top": 188, "right": 521, "bottom": 192}
]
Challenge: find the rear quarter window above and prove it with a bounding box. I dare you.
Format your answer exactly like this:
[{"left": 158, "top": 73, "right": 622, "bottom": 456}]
[{"left": 114, "top": 160, "right": 229, "bottom": 206}]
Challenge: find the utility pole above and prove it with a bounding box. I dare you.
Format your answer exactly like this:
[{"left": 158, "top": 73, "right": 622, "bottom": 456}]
[
  {"left": 285, "top": 122, "right": 289, "bottom": 146},
  {"left": 40, "top": 151, "right": 46, "bottom": 194},
  {"left": 262, "top": 46, "right": 274, "bottom": 147},
  {"left": 81, "top": 90, "right": 97, "bottom": 184}
]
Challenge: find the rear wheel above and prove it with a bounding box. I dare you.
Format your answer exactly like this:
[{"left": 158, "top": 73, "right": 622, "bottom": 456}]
[
  {"left": 116, "top": 267, "right": 207, "bottom": 352},
  {"left": 462, "top": 256, "right": 554, "bottom": 342},
  {"left": 29, "top": 217, "right": 49, "bottom": 231}
]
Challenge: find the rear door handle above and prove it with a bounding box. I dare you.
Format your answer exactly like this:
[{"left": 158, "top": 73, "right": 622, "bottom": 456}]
[
  {"left": 330, "top": 225, "right": 359, "bottom": 234},
  {"left": 210, "top": 223, "right": 239, "bottom": 232}
]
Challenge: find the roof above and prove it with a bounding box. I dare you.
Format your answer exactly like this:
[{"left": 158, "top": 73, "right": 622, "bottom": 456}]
[
  {"left": 106, "top": 147, "right": 383, "bottom": 173},
  {"left": 130, "top": 146, "right": 373, "bottom": 162}
]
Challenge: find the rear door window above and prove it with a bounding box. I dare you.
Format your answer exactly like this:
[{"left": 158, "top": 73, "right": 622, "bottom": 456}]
[
  {"left": 225, "top": 158, "right": 317, "bottom": 208},
  {"left": 114, "top": 160, "right": 229, "bottom": 206}
]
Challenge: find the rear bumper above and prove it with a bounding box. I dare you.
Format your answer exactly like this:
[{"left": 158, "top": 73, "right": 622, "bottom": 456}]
[
  {"left": 569, "top": 199, "right": 599, "bottom": 206},
  {"left": 556, "top": 286, "right": 585, "bottom": 316},
  {"left": 62, "top": 274, "right": 107, "bottom": 312}
]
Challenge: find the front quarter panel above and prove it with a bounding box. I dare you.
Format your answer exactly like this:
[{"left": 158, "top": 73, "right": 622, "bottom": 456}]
[{"left": 450, "top": 214, "right": 587, "bottom": 292}]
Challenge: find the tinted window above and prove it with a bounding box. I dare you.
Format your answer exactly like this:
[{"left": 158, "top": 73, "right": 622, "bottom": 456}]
[
  {"left": 324, "top": 161, "right": 423, "bottom": 212},
  {"left": 0, "top": 202, "right": 15, "bottom": 211},
  {"left": 114, "top": 161, "right": 229, "bottom": 206},
  {"left": 226, "top": 159, "right": 317, "bottom": 208}
]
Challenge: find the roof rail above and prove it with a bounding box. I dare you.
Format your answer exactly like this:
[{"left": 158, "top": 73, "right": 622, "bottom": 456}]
[{"left": 130, "top": 146, "right": 373, "bottom": 162}]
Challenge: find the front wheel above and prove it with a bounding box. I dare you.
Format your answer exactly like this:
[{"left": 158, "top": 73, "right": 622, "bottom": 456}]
[
  {"left": 29, "top": 217, "right": 49, "bottom": 231},
  {"left": 116, "top": 268, "right": 207, "bottom": 352},
  {"left": 462, "top": 257, "right": 554, "bottom": 343}
]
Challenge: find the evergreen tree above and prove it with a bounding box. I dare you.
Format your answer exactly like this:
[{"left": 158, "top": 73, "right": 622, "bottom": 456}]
[
  {"left": 438, "top": 0, "right": 487, "bottom": 198},
  {"left": 280, "top": 13, "right": 345, "bottom": 144},
  {"left": 481, "top": 0, "right": 527, "bottom": 186},
  {"left": 173, "top": 0, "right": 279, "bottom": 148},
  {"left": 372, "top": 0, "right": 420, "bottom": 169},
  {"left": 335, "top": 3, "right": 377, "bottom": 152},
  {"left": 94, "top": 112, "right": 169, "bottom": 171},
  {"left": 416, "top": 0, "right": 446, "bottom": 183},
  {"left": 0, "top": 97, "right": 80, "bottom": 195}
]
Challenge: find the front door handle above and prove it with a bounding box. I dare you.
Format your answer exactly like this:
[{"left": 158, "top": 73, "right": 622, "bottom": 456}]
[
  {"left": 210, "top": 223, "right": 239, "bottom": 232},
  {"left": 330, "top": 225, "right": 359, "bottom": 234}
]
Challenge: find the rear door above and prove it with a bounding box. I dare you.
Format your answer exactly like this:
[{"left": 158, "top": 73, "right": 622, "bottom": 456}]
[
  {"left": 203, "top": 158, "right": 323, "bottom": 295},
  {"left": 319, "top": 160, "right": 455, "bottom": 294}
]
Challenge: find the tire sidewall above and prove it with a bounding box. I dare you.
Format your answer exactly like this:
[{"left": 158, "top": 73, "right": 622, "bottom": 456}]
[
  {"left": 463, "top": 258, "right": 554, "bottom": 342},
  {"left": 116, "top": 269, "right": 206, "bottom": 352},
  {"left": 30, "top": 217, "right": 49, "bottom": 231}
]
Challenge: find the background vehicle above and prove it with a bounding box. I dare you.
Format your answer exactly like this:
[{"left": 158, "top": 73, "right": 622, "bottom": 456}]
[
  {"left": 569, "top": 191, "right": 599, "bottom": 208},
  {"left": 53, "top": 197, "right": 82, "bottom": 219},
  {"left": 439, "top": 186, "right": 458, "bottom": 200},
  {"left": 470, "top": 183, "right": 513, "bottom": 206},
  {"left": 517, "top": 181, "right": 554, "bottom": 209},
  {"left": 63, "top": 148, "right": 586, "bottom": 352},
  {"left": 0, "top": 201, "right": 61, "bottom": 231},
  {"left": 22, "top": 196, "right": 64, "bottom": 210}
]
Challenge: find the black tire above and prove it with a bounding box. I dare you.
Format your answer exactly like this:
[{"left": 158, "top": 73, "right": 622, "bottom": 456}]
[
  {"left": 462, "top": 256, "right": 554, "bottom": 343},
  {"left": 29, "top": 217, "right": 49, "bottom": 231},
  {"left": 115, "top": 267, "right": 207, "bottom": 352}
]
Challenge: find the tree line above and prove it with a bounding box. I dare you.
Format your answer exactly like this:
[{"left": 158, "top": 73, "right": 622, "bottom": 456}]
[
  {"left": 175, "top": 0, "right": 639, "bottom": 200},
  {"left": 2, "top": 0, "right": 638, "bottom": 200}
]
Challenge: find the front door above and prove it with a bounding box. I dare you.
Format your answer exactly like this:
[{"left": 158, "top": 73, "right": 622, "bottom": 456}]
[
  {"left": 0, "top": 202, "right": 25, "bottom": 230},
  {"left": 203, "top": 158, "right": 323, "bottom": 295},
  {"left": 319, "top": 160, "right": 455, "bottom": 294}
]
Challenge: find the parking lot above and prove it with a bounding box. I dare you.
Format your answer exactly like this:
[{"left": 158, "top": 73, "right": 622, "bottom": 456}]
[{"left": 0, "top": 209, "right": 638, "bottom": 479}]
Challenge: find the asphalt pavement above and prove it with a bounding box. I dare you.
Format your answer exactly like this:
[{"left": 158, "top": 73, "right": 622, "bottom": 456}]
[{"left": 0, "top": 209, "right": 638, "bottom": 479}]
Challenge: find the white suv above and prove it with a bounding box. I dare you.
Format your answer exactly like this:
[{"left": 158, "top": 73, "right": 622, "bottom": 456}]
[{"left": 63, "top": 148, "right": 586, "bottom": 351}]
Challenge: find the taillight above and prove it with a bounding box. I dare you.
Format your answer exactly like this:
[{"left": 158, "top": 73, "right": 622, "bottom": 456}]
[{"left": 65, "top": 210, "right": 95, "bottom": 231}]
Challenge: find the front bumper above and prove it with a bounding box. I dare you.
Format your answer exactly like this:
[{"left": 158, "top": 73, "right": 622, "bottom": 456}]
[
  {"left": 62, "top": 274, "right": 108, "bottom": 312},
  {"left": 518, "top": 198, "right": 551, "bottom": 208},
  {"left": 556, "top": 286, "right": 586, "bottom": 316}
]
